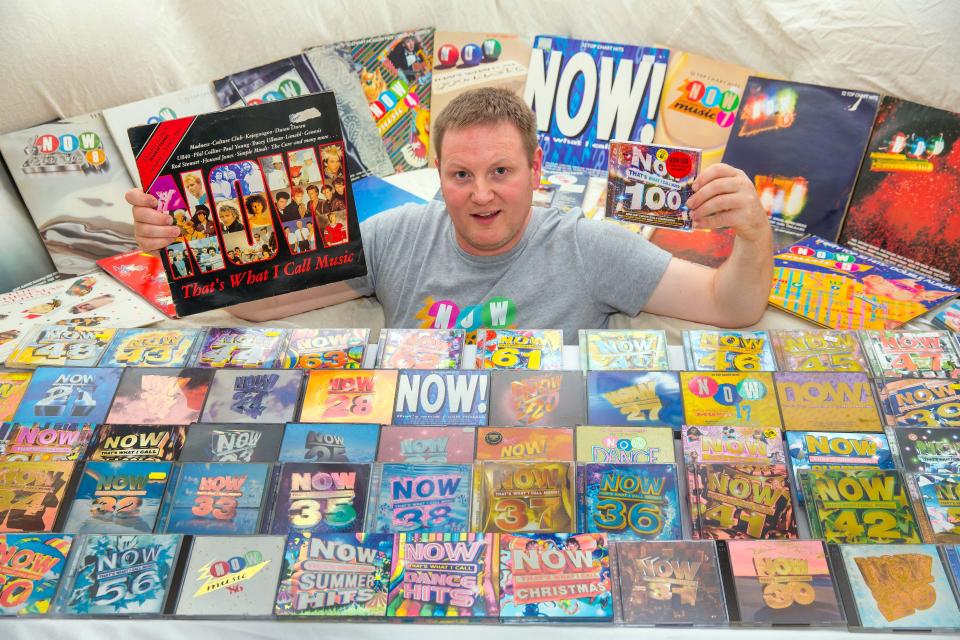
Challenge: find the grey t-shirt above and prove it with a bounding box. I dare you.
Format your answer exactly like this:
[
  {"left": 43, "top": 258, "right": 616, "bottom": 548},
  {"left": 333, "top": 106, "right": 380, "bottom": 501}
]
[{"left": 350, "top": 200, "right": 672, "bottom": 342}]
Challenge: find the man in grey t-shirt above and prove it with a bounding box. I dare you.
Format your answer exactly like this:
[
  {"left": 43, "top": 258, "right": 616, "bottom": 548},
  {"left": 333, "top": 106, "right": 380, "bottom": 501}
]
[{"left": 128, "top": 88, "right": 772, "bottom": 336}]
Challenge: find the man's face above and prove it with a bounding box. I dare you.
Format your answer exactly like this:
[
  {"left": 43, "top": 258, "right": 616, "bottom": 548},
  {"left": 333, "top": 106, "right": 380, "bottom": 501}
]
[
  {"left": 187, "top": 181, "right": 203, "bottom": 198},
  {"left": 437, "top": 122, "right": 541, "bottom": 257},
  {"left": 325, "top": 155, "right": 341, "bottom": 175},
  {"left": 334, "top": 183, "right": 344, "bottom": 196},
  {"left": 277, "top": 197, "right": 289, "bottom": 209}
]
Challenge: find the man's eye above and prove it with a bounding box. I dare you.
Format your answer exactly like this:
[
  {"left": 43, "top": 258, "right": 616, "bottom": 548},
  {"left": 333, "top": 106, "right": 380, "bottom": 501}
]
[
  {"left": 494, "top": 167, "right": 508, "bottom": 176},
  {"left": 455, "top": 171, "right": 469, "bottom": 179}
]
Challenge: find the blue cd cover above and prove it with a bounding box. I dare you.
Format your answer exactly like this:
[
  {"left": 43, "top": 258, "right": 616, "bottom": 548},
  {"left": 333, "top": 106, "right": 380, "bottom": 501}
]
[
  {"left": 163, "top": 462, "right": 270, "bottom": 534},
  {"left": 371, "top": 463, "right": 472, "bottom": 534},
  {"left": 64, "top": 461, "right": 172, "bottom": 534},
  {"left": 13, "top": 367, "right": 122, "bottom": 425},
  {"left": 201, "top": 369, "right": 303, "bottom": 423},
  {"left": 56, "top": 534, "right": 183, "bottom": 616},
  {"left": 586, "top": 371, "right": 683, "bottom": 429},
  {"left": 277, "top": 423, "right": 379, "bottom": 463},
  {"left": 580, "top": 463, "right": 681, "bottom": 541}
]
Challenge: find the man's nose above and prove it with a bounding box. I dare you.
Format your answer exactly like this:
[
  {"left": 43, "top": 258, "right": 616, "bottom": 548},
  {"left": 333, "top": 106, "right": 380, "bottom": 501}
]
[{"left": 471, "top": 178, "right": 494, "bottom": 203}]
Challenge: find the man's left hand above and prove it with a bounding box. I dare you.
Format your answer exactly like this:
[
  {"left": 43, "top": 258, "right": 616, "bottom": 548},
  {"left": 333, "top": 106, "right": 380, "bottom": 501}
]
[{"left": 687, "top": 163, "right": 770, "bottom": 243}]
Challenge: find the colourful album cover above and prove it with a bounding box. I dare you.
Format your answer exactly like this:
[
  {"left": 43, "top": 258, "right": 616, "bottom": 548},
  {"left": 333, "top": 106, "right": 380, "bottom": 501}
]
[
  {"left": 587, "top": 371, "right": 684, "bottom": 429},
  {"left": 63, "top": 461, "right": 171, "bottom": 534},
  {"left": 429, "top": 31, "right": 531, "bottom": 166},
  {"left": 13, "top": 366, "right": 122, "bottom": 426},
  {"left": 839, "top": 543, "right": 960, "bottom": 629},
  {"left": 689, "top": 464, "right": 796, "bottom": 540},
  {"left": 616, "top": 540, "right": 728, "bottom": 626},
  {"left": 774, "top": 372, "right": 881, "bottom": 431},
  {"left": 527, "top": 36, "right": 668, "bottom": 174},
  {"left": 299, "top": 369, "right": 398, "bottom": 424},
  {"left": 682, "top": 425, "right": 784, "bottom": 466},
  {"left": 933, "top": 300, "right": 960, "bottom": 332},
  {"left": 275, "top": 531, "right": 393, "bottom": 616},
  {"left": 862, "top": 330, "right": 960, "bottom": 379},
  {"left": 105, "top": 367, "right": 213, "bottom": 425},
  {"left": 893, "top": 427, "right": 960, "bottom": 474},
  {"left": 787, "top": 431, "right": 893, "bottom": 503},
  {"left": 769, "top": 236, "right": 958, "bottom": 330},
  {"left": 180, "top": 423, "right": 284, "bottom": 463},
  {"left": 579, "top": 329, "right": 669, "bottom": 370},
  {"left": 0, "top": 533, "right": 74, "bottom": 616},
  {"left": 268, "top": 463, "right": 370, "bottom": 535},
  {"left": 606, "top": 142, "right": 700, "bottom": 230},
  {"left": 771, "top": 329, "right": 868, "bottom": 372},
  {"left": 371, "top": 463, "right": 471, "bottom": 534},
  {"left": 281, "top": 328, "right": 369, "bottom": 369},
  {"left": 301, "top": 44, "right": 396, "bottom": 183},
  {"left": 471, "top": 461, "right": 575, "bottom": 534},
  {"left": 0, "top": 115, "right": 137, "bottom": 276},
  {"left": 575, "top": 426, "right": 673, "bottom": 464},
  {"left": 475, "top": 329, "right": 564, "bottom": 370},
  {"left": 0, "top": 461, "right": 73, "bottom": 532},
  {"left": 876, "top": 378, "right": 960, "bottom": 428},
  {"left": 88, "top": 424, "right": 185, "bottom": 461},
  {"left": 488, "top": 370, "right": 582, "bottom": 427},
  {"left": 802, "top": 468, "right": 921, "bottom": 543},
  {"left": 99, "top": 328, "right": 201, "bottom": 367},
  {"left": 129, "top": 94, "right": 366, "bottom": 317},
  {"left": 175, "top": 535, "right": 285, "bottom": 617},
  {"left": 192, "top": 328, "right": 288, "bottom": 368},
  {"left": 581, "top": 463, "right": 681, "bottom": 541},
  {"left": 336, "top": 29, "right": 435, "bottom": 173},
  {"left": 392, "top": 370, "right": 489, "bottom": 425},
  {"left": 914, "top": 473, "right": 960, "bottom": 543},
  {"left": 683, "top": 330, "right": 777, "bottom": 372},
  {"left": 95, "top": 250, "right": 177, "bottom": 319},
  {"left": 498, "top": 532, "right": 613, "bottom": 620},
  {"left": 387, "top": 532, "right": 499, "bottom": 618},
  {"left": 680, "top": 372, "right": 781, "bottom": 428},
  {"left": 278, "top": 423, "right": 378, "bottom": 463},
  {"left": 378, "top": 426, "right": 475, "bottom": 463},
  {"left": 376, "top": 328, "right": 464, "bottom": 369},
  {"left": 478, "top": 426, "right": 574, "bottom": 462},
  {"left": 0, "top": 372, "right": 31, "bottom": 422},
  {"left": 722, "top": 78, "right": 879, "bottom": 247},
  {"left": 6, "top": 325, "right": 116, "bottom": 368},
  {"left": 653, "top": 50, "right": 754, "bottom": 169},
  {"left": 163, "top": 462, "right": 270, "bottom": 535},
  {"left": 839, "top": 96, "right": 960, "bottom": 286},
  {"left": 726, "top": 540, "right": 843, "bottom": 624},
  {"left": 0, "top": 423, "right": 95, "bottom": 461},
  {"left": 200, "top": 369, "right": 303, "bottom": 424},
  {"left": 56, "top": 533, "right": 182, "bottom": 616}
]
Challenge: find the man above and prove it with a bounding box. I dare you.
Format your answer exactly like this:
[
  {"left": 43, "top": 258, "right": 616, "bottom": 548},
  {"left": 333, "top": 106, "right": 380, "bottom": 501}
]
[
  {"left": 128, "top": 87, "right": 772, "bottom": 334},
  {"left": 183, "top": 174, "right": 207, "bottom": 206},
  {"left": 306, "top": 184, "right": 325, "bottom": 217},
  {"left": 217, "top": 204, "right": 244, "bottom": 233},
  {"left": 275, "top": 192, "right": 294, "bottom": 221},
  {"left": 294, "top": 220, "right": 311, "bottom": 253},
  {"left": 284, "top": 187, "right": 308, "bottom": 221},
  {"left": 267, "top": 158, "right": 288, "bottom": 191},
  {"left": 321, "top": 211, "right": 348, "bottom": 247},
  {"left": 328, "top": 178, "right": 347, "bottom": 212}
]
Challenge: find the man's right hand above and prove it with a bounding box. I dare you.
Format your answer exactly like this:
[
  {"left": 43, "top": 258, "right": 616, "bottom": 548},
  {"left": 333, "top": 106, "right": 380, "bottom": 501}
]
[{"left": 126, "top": 188, "right": 181, "bottom": 251}]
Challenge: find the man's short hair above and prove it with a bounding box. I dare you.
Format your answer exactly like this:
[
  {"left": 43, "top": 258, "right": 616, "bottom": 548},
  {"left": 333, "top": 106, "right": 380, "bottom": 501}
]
[
  {"left": 307, "top": 184, "right": 319, "bottom": 194},
  {"left": 433, "top": 87, "right": 538, "bottom": 164}
]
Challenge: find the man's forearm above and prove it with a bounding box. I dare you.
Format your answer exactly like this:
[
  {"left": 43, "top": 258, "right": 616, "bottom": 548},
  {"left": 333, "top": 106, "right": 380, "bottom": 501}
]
[
  {"left": 226, "top": 281, "right": 364, "bottom": 322},
  {"left": 710, "top": 231, "right": 774, "bottom": 327}
]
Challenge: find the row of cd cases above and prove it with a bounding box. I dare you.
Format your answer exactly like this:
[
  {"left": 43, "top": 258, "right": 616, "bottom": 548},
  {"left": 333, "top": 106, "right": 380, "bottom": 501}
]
[{"left": 5, "top": 531, "right": 960, "bottom": 632}]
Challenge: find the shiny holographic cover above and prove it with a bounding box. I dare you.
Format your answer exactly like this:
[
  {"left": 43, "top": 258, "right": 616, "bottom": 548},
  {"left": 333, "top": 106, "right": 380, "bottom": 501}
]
[
  {"left": 498, "top": 532, "right": 613, "bottom": 620},
  {"left": 387, "top": 532, "right": 499, "bottom": 618}
]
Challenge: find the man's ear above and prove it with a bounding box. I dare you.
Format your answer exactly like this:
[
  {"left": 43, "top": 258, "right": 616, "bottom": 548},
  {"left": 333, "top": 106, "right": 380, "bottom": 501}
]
[{"left": 530, "top": 146, "right": 543, "bottom": 187}]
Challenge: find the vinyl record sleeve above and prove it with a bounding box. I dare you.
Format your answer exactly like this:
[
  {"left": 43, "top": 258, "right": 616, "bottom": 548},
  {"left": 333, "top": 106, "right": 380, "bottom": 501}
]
[{"left": 128, "top": 94, "right": 366, "bottom": 316}]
